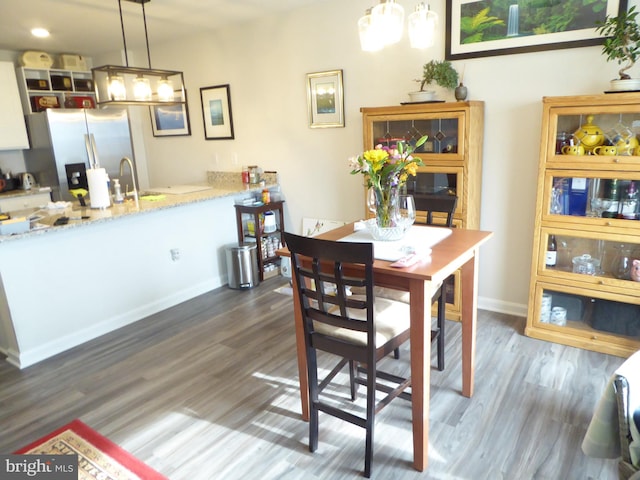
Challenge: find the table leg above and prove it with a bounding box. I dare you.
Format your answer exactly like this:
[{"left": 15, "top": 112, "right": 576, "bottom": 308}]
[
  {"left": 291, "top": 273, "right": 310, "bottom": 421},
  {"left": 409, "top": 278, "right": 431, "bottom": 471},
  {"left": 460, "top": 250, "right": 479, "bottom": 398}
]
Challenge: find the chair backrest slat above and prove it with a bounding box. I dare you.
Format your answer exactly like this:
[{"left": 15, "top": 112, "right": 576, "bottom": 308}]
[
  {"left": 413, "top": 194, "right": 458, "bottom": 227},
  {"left": 284, "top": 232, "right": 375, "bottom": 353}
]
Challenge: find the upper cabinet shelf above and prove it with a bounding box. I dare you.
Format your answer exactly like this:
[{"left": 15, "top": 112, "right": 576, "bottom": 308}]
[
  {"left": 15, "top": 67, "right": 96, "bottom": 114},
  {"left": 544, "top": 94, "right": 640, "bottom": 170}
]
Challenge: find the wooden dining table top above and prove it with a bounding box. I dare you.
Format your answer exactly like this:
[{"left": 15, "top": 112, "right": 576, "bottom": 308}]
[{"left": 278, "top": 222, "right": 493, "bottom": 289}]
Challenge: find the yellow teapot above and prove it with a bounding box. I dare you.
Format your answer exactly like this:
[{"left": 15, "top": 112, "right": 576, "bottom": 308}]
[{"left": 573, "top": 115, "right": 604, "bottom": 153}]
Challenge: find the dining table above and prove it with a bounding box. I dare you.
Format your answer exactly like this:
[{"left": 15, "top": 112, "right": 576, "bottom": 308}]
[{"left": 278, "top": 222, "right": 493, "bottom": 471}]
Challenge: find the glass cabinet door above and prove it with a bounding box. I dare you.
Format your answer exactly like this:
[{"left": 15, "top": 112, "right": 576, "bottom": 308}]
[
  {"left": 369, "top": 112, "right": 464, "bottom": 158},
  {"left": 405, "top": 167, "right": 460, "bottom": 196},
  {"left": 543, "top": 171, "right": 640, "bottom": 225},
  {"left": 549, "top": 106, "right": 640, "bottom": 164},
  {"left": 540, "top": 228, "right": 640, "bottom": 283},
  {"left": 533, "top": 283, "right": 640, "bottom": 344}
]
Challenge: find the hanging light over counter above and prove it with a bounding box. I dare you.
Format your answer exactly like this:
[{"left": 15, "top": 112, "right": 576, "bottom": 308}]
[
  {"left": 358, "top": 1, "right": 438, "bottom": 51},
  {"left": 92, "top": 0, "right": 186, "bottom": 106}
]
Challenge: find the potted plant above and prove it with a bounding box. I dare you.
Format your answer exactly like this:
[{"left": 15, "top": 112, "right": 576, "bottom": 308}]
[
  {"left": 595, "top": 6, "right": 640, "bottom": 91},
  {"left": 409, "top": 60, "right": 459, "bottom": 102}
]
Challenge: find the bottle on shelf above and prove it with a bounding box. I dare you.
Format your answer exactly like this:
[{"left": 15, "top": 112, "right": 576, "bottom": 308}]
[
  {"left": 619, "top": 180, "right": 638, "bottom": 220},
  {"left": 602, "top": 179, "right": 620, "bottom": 218},
  {"left": 546, "top": 234, "right": 557, "bottom": 267}
]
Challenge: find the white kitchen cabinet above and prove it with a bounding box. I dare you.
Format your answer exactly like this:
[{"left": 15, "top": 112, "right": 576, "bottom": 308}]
[{"left": 0, "top": 62, "right": 29, "bottom": 150}]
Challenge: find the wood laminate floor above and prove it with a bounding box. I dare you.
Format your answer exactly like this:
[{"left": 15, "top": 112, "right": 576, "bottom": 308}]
[{"left": 0, "top": 278, "right": 625, "bottom": 479}]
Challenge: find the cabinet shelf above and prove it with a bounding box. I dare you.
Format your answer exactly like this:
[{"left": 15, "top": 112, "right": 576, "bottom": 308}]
[
  {"left": 234, "top": 200, "right": 285, "bottom": 282},
  {"left": 361, "top": 102, "right": 484, "bottom": 321},
  {"left": 526, "top": 93, "right": 640, "bottom": 357},
  {"left": 16, "top": 67, "right": 96, "bottom": 114}
]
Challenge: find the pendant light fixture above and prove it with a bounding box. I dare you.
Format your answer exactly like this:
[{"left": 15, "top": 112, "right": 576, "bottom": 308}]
[
  {"left": 92, "top": 0, "right": 186, "bottom": 106},
  {"left": 358, "top": 1, "right": 438, "bottom": 51},
  {"left": 358, "top": 8, "right": 384, "bottom": 52},
  {"left": 371, "top": 0, "right": 405, "bottom": 47},
  {"left": 408, "top": 3, "right": 438, "bottom": 49}
]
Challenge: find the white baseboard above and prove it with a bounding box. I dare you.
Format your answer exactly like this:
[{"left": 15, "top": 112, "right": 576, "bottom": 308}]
[
  {"left": 1, "top": 289, "right": 526, "bottom": 370},
  {"left": 478, "top": 296, "right": 527, "bottom": 318},
  {"left": 7, "top": 277, "right": 224, "bottom": 369}
]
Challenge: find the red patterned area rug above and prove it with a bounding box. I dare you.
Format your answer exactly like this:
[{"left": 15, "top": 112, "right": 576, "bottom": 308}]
[{"left": 14, "top": 419, "right": 167, "bottom": 480}]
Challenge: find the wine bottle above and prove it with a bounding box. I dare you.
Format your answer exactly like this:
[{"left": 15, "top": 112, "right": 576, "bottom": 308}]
[
  {"left": 603, "top": 179, "right": 619, "bottom": 218},
  {"left": 620, "top": 181, "right": 638, "bottom": 220},
  {"left": 546, "top": 234, "right": 557, "bottom": 267}
]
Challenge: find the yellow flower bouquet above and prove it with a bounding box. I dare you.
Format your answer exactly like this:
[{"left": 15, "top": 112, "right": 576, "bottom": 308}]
[{"left": 349, "top": 136, "right": 427, "bottom": 229}]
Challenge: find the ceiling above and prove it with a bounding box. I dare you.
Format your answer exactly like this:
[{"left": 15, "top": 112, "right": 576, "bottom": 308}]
[{"left": 0, "top": 0, "right": 329, "bottom": 59}]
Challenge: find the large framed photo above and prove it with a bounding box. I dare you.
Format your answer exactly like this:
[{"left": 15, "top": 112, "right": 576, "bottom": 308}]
[
  {"left": 446, "top": 0, "right": 627, "bottom": 60},
  {"left": 200, "top": 84, "right": 234, "bottom": 140},
  {"left": 150, "top": 102, "right": 191, "bottom": 137},
  {"left": 306, "top": 69, "right": 344, "bottom": 129}
]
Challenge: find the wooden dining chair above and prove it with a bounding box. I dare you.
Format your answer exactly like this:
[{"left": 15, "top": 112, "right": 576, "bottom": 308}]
[
  {"left": 387, "top": 194, "right": 458, "bottom": 371},
  {"left": 284, "top": 231, "right": 412, "bottom": 478},
  {"left": 414, "top": 194, "right": 458, "bottom": 371}
]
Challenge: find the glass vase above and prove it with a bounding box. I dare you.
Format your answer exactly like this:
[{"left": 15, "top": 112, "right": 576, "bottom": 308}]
[
  {"left": 367, "top": 186, "right": 405, "bottom": 241},
  {"left": 613, "top": 244, "right": 633, "bottom": 280},
  {"left": 371, "top": 186, "right": 399, "bottom": 228}
]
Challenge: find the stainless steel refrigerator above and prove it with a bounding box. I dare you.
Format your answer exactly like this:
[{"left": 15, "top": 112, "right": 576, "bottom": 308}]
[{"left": 24, "top": 108, "right": 136, "bottom": 201}]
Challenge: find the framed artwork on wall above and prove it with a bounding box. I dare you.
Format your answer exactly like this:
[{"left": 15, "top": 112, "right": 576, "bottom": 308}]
[
  {"left": 150, "top": 102, "right": 191, "bottom": 137},
  {"left": 445, "top": 0, "right": 627, "bottom": 60},
  {"left": 200, "top": 84, "right": 234, "bottom": 140},
  {"left": 306, "top": 69, "right": 344, "bottom": 128}
]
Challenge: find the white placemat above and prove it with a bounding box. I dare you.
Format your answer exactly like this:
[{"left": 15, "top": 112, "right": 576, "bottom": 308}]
[{"left": 338, "top": 225, "right": 452, "bottom": 261}]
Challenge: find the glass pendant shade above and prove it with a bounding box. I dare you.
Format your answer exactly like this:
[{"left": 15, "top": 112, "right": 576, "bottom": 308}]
[
  {"left": 408, "top": 3, "right": 438, "bottom": 49},
  {"left": 107, "top": 75, "right": 126, "bottom": 101},
  {"left": 133, "top": 76, "right": 152, "bottom": 101},
  {"left": 358, "top": 9, "right": 384, "bottom": 52},
  {"left": 92, "top": 0, "right": 186, "bottom": 106},
  {"left": 371, "top": 0, "right": 405, "bottom": 46},
  {"left": 157, "top": 77, "right": 175, "bottom": 101}
]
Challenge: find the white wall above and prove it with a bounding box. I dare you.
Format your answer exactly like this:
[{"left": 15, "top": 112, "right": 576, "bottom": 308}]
[
  {"left": 0, "top": 195, "right": 238, "bottom": 368},
  {"left": 48, "top": 0, "right": 640, "bottom": 317}
]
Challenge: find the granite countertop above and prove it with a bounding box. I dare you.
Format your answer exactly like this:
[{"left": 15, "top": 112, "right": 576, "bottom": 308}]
[
  {"left": 0, "top": 172, "right": 279, "bottom": 243},
  {"left": 0, "top": 186, "right": 52, "bottom": 199}
]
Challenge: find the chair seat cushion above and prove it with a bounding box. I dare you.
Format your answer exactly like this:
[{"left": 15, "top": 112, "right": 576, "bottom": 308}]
[
  {"left": 371, "top": 284, "right": 443, "bottom": 304},
  {"left": 319, "top": 297, "right": 410, "bottom": 348}
]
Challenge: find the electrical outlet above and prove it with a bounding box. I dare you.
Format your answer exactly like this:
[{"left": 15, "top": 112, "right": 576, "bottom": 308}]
[{"left": 170, "top": 248, "right": 180, "bottom": 261}]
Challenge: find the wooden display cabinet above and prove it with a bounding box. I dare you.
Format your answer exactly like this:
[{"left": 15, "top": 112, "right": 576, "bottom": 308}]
[
  {"left": 526, "top": 93, "right": 640, "bottom": 357},
  {"left": 361, "top": 101, "right": 485, "bottom": 321},
  {"left": 234, "top": 200, "right": 285, "bottom": 281}
]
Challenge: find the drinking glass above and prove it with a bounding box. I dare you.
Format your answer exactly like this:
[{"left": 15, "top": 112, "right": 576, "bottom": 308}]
[
  {"left": 395, "top": 194, "right": 416, "bottom": 231},
  {"left": 590, "top": 198, "right": 612, "bottom": 218}
]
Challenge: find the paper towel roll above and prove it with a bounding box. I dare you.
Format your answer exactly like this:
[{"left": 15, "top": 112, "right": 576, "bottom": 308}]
[{"left": 87, "top": 168, "right": 111, "bottom": 209}]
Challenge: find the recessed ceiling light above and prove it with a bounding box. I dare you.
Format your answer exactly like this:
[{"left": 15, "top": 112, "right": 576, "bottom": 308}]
[{"left": 31, "top": 28, "right": 50, "bottom": 38}]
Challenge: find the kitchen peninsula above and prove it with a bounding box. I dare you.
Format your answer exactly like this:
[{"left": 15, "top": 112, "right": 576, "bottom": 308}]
[{"left": 0, "top": 173, "right": 280, "bottom": 369}]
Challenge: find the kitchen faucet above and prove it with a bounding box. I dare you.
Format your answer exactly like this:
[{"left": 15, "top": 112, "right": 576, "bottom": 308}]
[{"left": 119, "top": 157, "right": 139, "bottom": 207}]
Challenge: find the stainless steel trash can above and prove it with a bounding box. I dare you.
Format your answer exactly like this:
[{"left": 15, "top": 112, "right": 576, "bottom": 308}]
[{"left": 226, "top": 243, "right": 259, "bottom": 289}]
